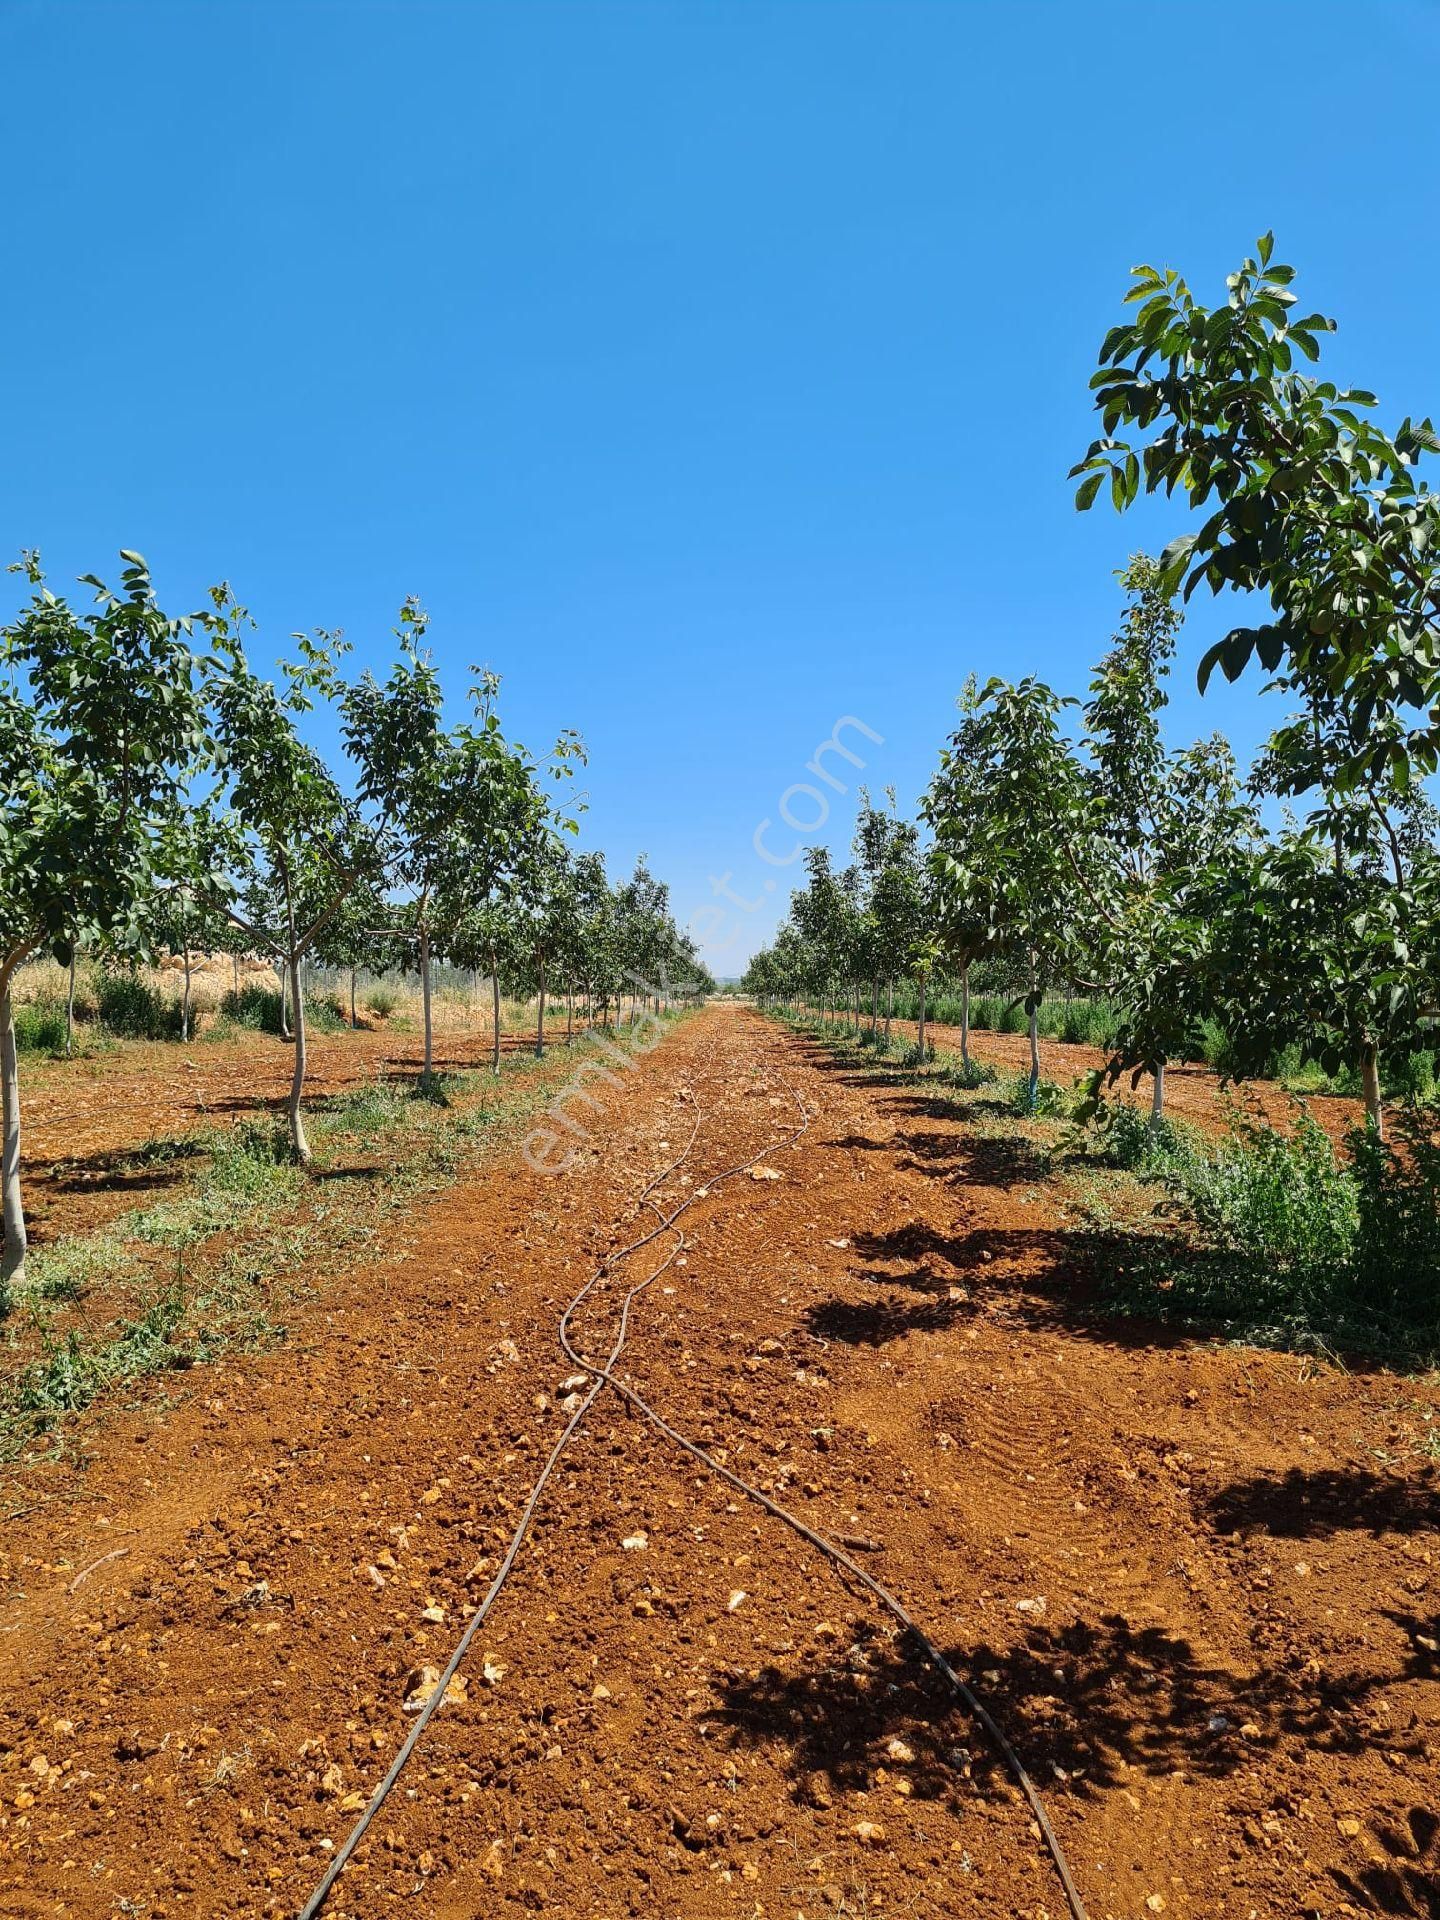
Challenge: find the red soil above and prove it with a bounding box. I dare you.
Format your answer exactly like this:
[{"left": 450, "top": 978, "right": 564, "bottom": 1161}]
[
  {"left": 1, "top": 1008, "right": 1436, "bottom": 1919},
  {"left": 15, "top": 1016, "right": 587, "bottom": 1252}
]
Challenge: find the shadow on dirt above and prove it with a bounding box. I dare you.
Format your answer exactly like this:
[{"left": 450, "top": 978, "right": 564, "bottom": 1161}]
[
  {"left": 715, "top": 1607, "right": 1430, "bottom": 1809},
  {"left": 39, "top": 1141, "right": 205, "bottom": 1196},
  {"left": 805, "top": 1295, "right": 971, "bottom": 1347},
  {"left": 801, "top": 1220, "right": 1202, "bottom": 1354},
  {"left": 1328, "top": 1803, "right": 1440, "bottom": 1916},
  {"left": 1206, "top": 1467, "right": 1440, "bottom": 1541}
]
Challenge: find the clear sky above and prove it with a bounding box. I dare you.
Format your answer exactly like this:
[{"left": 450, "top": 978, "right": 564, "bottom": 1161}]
[{"left": 4, "top": 0, "right": 1438, "bottom": 972}]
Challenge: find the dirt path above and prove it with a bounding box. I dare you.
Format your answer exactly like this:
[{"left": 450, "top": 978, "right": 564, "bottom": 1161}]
[{"left": 1, "top": 1008, "right": 1436, "bottom": 1918}]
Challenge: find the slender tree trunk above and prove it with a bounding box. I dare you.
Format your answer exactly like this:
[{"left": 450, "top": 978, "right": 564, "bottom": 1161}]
[
  {"left": 960, "top": 962, "right": 972, "bottom": 1072},
  {"left": 885, "top": 979, "right": 892, "bottom": 1042},
  {"left": 1151, "top": 1061, "right": 1166, "bottom": 1127},
  {"left": 419, "top": 923, "right": 434, "bottom": 1086},
  {"left": 870, "top": 978, "right": 879, "bottom": 1035},
  {"left": 65, "top": 954, "right": 77, "bottom": 1059},
  {"left": 916, "top": 974, "right": 927, "bottom": 1063},
  {"left": 489, "top": 953, "right": 502, "bottom": 1076},
  {"left": 566, "top": 986, "right": 574, "bottom": 1043},
  {"left": 1027, "top": 960, "right": 1041, "bottom": 1110},
  {"left": 232, "top": 953, "right": 240, "bottom": 996},
  {"left": 181, "top": 942, "right": 192, "bottom": 1044},
  {"left": 536, "top": 953, "right": 547, "bottom": 1058},
  {"left": 287, "top": 949, "right": 311, "bottom": 1163},
  {"left": 350, "top": 965, "right": 358, "bottom": 1029},
  {"left": 1, "top": 980, "right": 25, "bottom": 1303},
  {"left": 278, "top": 962, "right": 292, "bottom": 1042},
  {"left": 277, "top": 865, "right": 310, "bottom": 1163},
  {"left": 1360, "top": 1041, "right": 1383, "bottom": 1137}
]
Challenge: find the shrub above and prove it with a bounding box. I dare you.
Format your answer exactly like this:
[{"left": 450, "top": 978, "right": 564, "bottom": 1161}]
[
  {"left": 1349, "top": 1113, "right": 1440, "bottom": 1328},
  {"left": 304, "top": 993, "right": 347, "bottom": 1033},
  {"left": 969, "top": 993, "right": 1002, "bottom": 1031},
  {"left": 219, "top": 983, "right": 285, "bottom": 1033},
  {"left": 96, "top": 970, "right": 184, "bottom": 1040},
  {"left": 12, "top": 1001, "right": 68, "bottom": 1054},
  {"left": 1004, "top": 1073, "right": 1067, "bottom": 1117},
  {"left": 1177, "top": 1109, "right": 1358, "bottom": 1301},
  {"left": 939, "top": 1054, "right": 996, "bottom": 1090},
  {"left": 364, "top": 984, "right": 400, "bottom": 1019},
  {"left": 1099, "top": 1100, "right": 1195, "bottom": 1175}
]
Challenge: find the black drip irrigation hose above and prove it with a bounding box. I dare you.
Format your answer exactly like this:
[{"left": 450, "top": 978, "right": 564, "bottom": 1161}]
[
  {"left": 296, "top": 1056, "right": 1088, "bottom": 1920},
  {"left": 561, "top": 1088, "right": 1088, "bottom": 1920},
  {"left": 296, "top": 1086, "right": 796, "bottom": 1918}
]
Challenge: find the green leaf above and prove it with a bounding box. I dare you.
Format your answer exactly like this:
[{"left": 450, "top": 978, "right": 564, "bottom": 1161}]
[{"left": 1074, "top": 471, "right": 1105, "bottom": 512}]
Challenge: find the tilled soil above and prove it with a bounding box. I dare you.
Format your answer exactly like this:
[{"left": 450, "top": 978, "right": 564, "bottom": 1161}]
[{"left": 2, "top": 1007, "right": 1437, "bottom": 1920}]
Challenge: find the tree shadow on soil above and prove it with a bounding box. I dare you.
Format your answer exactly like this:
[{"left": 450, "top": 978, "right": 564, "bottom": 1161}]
[
  {"left": 802, "top": 1220, "right": 1204, "bottom": 1354},
  {"left": 38, "top": 1141, "right": 204, "bottom": 1196},
  {"left": 715, "top": 1607, "right": 1430, "bottom": 1807},
  {"left": 1329, "top": 1804, "right": 1440, "bottom": 1916},
  {"left": 1205, "top": 1466, "right": 1440, "bottom": 1540}
]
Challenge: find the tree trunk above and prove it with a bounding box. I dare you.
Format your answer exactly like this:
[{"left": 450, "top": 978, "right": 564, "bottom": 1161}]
[
  {"left": 566, "top": 987, "right": 574, "bottom": 1044},
  {"left": 536, "top": 953, "right": 547, "bottom": 1058},
  {"left": 287, "top": 950, "right": 311, "bottom": 1163},
  {"left": 870, "top": 978, "right": 878, "bottom": 1035},
  {"left": 278, "top": 962, "right": 292, "bottom": 1042},
  {"left": 419, "top": 924, "right": 434, "bottom": 1086},
  {"left": 960, "top": 962, "right": 971, "bottom": 1072},
  {"left": 65, "top": 954, "right": 77, "bottom": 1059},
  {"left": 1, "top": 981, "right": 25, "bottom": 1303},
  {"left": 885, "top": 979, "right": 892, "bottom": 1042},
  {"left": 1360, "top": 1042, "right": 1383, "bottom": 1137},
  {"left": 1151, "top": 1060, "right": 1166, "bottom": 1127},
  {"left": 181, "top": 942, "right": 192, "bottom": 1044},
  {"left": 232, "top": 953, "right": 240, "bottom": 997},
  {"left": 1027, "top": 1001, "right": 1041, "bottom": 1110},
  {"left": 350, "top": 965, "right": 358, "bottom": 1029},
  {"left": 916, "top": 975, "right": 927, "bottom": 1063},
  {"left": 489, "top": 954, "right": 502, "bottom": 1076}
]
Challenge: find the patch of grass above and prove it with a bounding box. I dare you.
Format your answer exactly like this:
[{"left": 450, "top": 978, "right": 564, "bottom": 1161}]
[
  {"left": 317, "top": 1079, "right": 412, "bottom": 1143},
  {"left": 12, "top": 1001, "right": 69, "bottom": 1055},
  {"left": 936, "top": 1053, "right": 996, "bottom": 1090},
  {"left": 1088, "top": 1098, "right": 1440, "bottom": 1360},
  {"left": 1003, "top": 1072, "right": 1068, "bottom": 1118},
  {"left": 364, "top": 984, "right": 400, "bottom": 1019},
  {"left": 304, "top": 994, "right": 347, "bottom": 1034},
  {"left": 128, "top": 1122, "right": 300, "bottom": 1250},
  {"left": 4, "top": 1290, "right": 192, "bottom": 1448},
  {"left": 24, "top": 1237, "right": 135, "bottom": 1303}
]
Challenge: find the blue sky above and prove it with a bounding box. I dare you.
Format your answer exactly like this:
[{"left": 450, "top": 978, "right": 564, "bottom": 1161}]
[{"left": 4, "top": 0, "right": 1438, "bottom": 972}]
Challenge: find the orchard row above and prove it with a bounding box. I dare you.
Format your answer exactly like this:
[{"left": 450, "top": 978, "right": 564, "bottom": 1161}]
[
  {"left": 0, "top": 567, "right": 709, "bottom": 1297},
  {"left": 746, "top": 237, "right": 1440, "bottom": 1137}
]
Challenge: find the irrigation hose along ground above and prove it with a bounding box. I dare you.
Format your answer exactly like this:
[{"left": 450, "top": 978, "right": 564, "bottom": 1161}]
[
  {"left": 296, "top": 1080, "right": 794, "bottom": 1918},
  {"left": 297, "top": 1058, "right": 1087, "bottom": 1920},
  {"left": 561, "top": 1110, "right": 1089, "bottom": 1920},
  {"left": 294, "top": 1118, "right": 702, "bottom": 1920}
]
